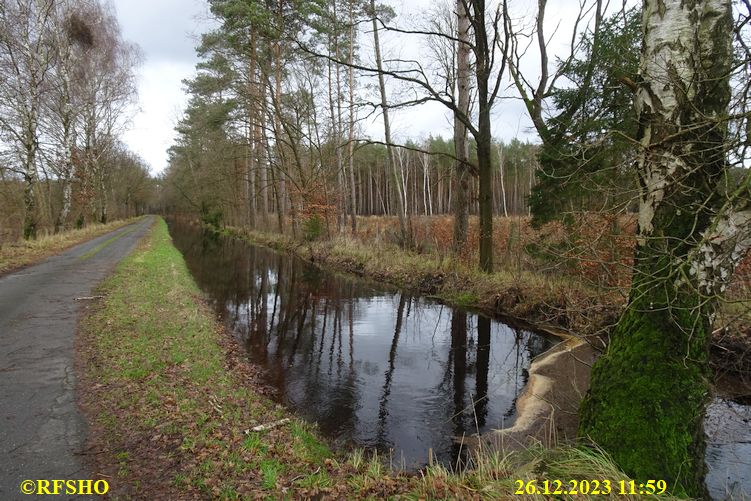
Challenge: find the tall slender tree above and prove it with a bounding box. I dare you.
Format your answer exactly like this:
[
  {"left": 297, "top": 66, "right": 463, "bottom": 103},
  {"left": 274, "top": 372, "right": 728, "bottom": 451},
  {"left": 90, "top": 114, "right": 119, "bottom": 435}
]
[
  {"left": 452, "top": 0, "right": 471, "bottom": 252},
  {"left": 369, "top": 0, "right": 410, "bottom": 245}
]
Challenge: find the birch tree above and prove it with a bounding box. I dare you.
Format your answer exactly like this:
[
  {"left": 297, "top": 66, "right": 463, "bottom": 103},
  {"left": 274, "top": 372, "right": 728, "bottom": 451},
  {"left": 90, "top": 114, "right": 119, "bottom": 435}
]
[
  {"left": 579, "top": 0, "right": 751, "bottom": 495},
  {"left": 0, "top": 0, "right": 56, "bottom": 239},
  {"left": 75, "top": 2, "right": 138, "bottom": 224},
  {"left": 45, "top": 1, "right": 95, "bottom": 231}
]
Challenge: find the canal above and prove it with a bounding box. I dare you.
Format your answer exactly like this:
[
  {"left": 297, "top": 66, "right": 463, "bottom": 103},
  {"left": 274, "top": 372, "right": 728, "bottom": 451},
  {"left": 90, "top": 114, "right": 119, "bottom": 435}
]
[{"left": 167, "top": 219, "right": 553, "bottom": 469}]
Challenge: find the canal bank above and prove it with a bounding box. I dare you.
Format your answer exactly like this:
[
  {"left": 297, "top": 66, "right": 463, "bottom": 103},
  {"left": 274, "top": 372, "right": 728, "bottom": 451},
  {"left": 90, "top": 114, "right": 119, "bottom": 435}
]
[
  {"left": 167, "top": 217, "right": 560, "bottom": 469},
  {"left": 199, "top": 219, "right": 749, "bottom": 499},
  {"left": 77, "top": 217, "right": 702, "bottom": 499}
]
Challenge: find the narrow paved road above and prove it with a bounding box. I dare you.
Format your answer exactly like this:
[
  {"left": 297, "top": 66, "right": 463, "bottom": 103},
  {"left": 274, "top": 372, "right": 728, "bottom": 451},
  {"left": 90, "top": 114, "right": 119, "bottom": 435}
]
[{"left": 0, "top": 216, "right": 154, "bottom": 499}]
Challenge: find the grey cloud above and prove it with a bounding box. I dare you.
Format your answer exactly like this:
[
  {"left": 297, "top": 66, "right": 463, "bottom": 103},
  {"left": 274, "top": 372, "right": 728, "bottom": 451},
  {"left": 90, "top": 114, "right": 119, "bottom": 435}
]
[{"left": 112, "top": 0, "right": 210, "bottom": 64}]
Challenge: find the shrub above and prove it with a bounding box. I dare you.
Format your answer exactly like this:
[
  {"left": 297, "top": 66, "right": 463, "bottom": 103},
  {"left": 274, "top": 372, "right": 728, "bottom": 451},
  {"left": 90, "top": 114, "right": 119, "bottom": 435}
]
[
  {"left": 303, "top": 215, "right": 324, "bottom": 241},
  {"left": 200, "top": 208, "right": 223, "bottom": 230}
]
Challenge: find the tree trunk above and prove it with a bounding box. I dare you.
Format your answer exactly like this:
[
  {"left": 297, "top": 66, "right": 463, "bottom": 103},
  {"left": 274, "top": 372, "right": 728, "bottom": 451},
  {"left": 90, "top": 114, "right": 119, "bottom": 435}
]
[
  {"left": 370, "top": 0, "right": 409, "bottom": 246},
  {"left": 579, "top": 0, "right": 735, "bottom": 496},
  {"left": 334, "top": 6, "right": 345, "bottom": 233},
  {"left": 471, "top": 0, "right": 494, "bottom": 272},
  {"left": 273, "top": 19, "right": 287, "bottom": 234},
  {"left": 98, "top": 166, "right": 107, "bottom": 224},
  {"left": 56, "top": 73, "right": 76, "bottom": 233},
  {"left": 247, "top": 30, "right": 258, "bottom": 229},
  {"left": 59, "top": 178, "right": 72, "bottom": 231},
  {"left": 477, "top": 121, "right": 493, "bottom": 272},
  {"left": 257, "top": 70, "right": 269, "bottom": 228},
  {"left": 498, "top": 143, "right": 508, "bottom": 217},
  {"left": 453, "top": 0, "right": 471, "bottom": 253},
  {"left": 22, "top": 145, "right": 38, "bottom": 240},
  {"left": 347, "top": 0, "right": 357, "bottom": 234}
]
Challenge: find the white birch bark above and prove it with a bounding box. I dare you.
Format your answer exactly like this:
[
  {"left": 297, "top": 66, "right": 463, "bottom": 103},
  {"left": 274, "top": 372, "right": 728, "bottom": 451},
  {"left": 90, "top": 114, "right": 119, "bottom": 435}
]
[
  {"left": 635, "top": 0, "right": 733, "bottom": 242},
  {"left": 633, "top": 0, "right": 751, "bottom": 301}
]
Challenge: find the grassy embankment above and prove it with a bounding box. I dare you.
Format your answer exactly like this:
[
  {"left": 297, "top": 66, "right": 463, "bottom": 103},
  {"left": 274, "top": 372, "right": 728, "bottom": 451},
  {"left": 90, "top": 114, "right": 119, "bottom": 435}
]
[
  {"left": 78, "top": 217, "right": 687, "bottom": 499},
  {"left": 0, "top": 218, "right": 139, "bottom": 275}
]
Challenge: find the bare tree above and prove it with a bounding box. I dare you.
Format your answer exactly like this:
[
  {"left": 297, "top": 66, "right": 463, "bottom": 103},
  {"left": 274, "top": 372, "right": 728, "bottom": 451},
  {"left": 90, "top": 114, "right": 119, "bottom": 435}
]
[
  {"left": 76, "top": 2, "right": 139, "bottom": 224},
  {"left": 347, "top": 0, "right": 357, "bottom": 234},
  {"left": 369, "top": 0, "right": 410, "bottom": 246},
  {"left": 44, "top": 0, "right": 97, "bottom": 231},
  {"left": 300, "top": 0, "right": 510, "bottom": 269},
  {"left": 506, "top": 0, "right": 603, "bottom": 143}
]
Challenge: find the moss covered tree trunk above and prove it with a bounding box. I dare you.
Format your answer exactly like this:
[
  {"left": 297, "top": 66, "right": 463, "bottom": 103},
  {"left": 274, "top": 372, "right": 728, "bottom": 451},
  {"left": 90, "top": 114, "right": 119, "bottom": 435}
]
[{"left": 579, "top": 0, "right": 737, "bottom": 497}]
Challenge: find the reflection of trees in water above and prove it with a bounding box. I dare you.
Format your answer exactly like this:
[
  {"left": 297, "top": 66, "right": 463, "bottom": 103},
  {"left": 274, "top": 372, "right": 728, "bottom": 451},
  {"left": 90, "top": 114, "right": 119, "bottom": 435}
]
[
  {"left": 168, "top": 220, "right": 554, "bottom": 466},
  {"left": 260, "top": 254, "right": 363, "bottom": 434},
  {"left": 525, "top": 331, "right": 551, "bottom": 358},
  {"left": 451, "top": 310, "right": 468, "bottom": 434},
  {"left": 377, "top": 293, "right": 408, "bottom": 446},
  {"left": 475, "top": 316, "right": 491, "bottom": 428}
]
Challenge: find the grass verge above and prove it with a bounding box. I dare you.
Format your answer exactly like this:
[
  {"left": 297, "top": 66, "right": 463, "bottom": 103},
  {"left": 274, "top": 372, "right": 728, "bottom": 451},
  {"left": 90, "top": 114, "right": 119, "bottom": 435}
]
[
  {"left": 77, "top": 218, "right": 688, "bottom": 499},
  {"left": 0, "top": 218, "right": 139, "bottom": 275}
]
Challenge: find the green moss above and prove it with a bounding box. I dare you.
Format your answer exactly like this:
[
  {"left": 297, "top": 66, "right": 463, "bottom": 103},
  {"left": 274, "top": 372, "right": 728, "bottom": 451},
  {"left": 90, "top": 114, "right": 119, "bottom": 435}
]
[
  {"left": 450, "top": 291, "right": 479, "bottom": 307},
  {"left": 580, "top": 301, "right": 710, "bottom": 497}
]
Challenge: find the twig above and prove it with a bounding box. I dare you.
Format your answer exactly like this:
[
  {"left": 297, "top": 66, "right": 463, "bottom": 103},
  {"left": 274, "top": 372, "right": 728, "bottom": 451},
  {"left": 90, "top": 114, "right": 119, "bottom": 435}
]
[{"left": 247, "top": 418, "right": 291, "bottom": 433}]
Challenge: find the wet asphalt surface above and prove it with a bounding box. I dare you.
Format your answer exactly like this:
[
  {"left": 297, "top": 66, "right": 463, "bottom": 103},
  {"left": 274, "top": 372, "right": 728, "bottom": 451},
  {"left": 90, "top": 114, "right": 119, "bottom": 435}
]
[{"left": 0, "top": 217, "right": 154, "bottom": 500}]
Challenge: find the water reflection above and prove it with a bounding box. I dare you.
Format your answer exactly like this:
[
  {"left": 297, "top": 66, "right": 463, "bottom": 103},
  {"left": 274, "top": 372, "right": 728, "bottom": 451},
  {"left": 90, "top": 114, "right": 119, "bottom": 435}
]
[{"left": 168, "top": 220, "right": 553, "bottom": 468}]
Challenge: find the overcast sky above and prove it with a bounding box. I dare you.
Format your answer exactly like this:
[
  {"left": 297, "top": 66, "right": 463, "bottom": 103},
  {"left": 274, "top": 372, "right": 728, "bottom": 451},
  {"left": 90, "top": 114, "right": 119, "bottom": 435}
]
[
  {"left": 113, "top": 0, "right": 212, "bottom": 175},
  {"left": 112, "top": 0, "right": 605, "bottom": 175}
]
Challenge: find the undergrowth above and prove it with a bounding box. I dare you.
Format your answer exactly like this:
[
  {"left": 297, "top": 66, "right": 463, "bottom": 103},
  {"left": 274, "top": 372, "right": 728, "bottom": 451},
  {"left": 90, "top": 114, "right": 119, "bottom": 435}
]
[{"left": 227, "top": 224, "right": 618, "bottom": 337}]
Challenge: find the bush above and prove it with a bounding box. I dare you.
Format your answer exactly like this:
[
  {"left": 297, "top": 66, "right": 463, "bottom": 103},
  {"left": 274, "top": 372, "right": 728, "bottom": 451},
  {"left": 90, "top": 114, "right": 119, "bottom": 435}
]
[
  {"left": 302, "top": 215, "right": 324, "bottom": 241},
  {"left": 200, "top": 208, "right": 223, "bottom": 230}
]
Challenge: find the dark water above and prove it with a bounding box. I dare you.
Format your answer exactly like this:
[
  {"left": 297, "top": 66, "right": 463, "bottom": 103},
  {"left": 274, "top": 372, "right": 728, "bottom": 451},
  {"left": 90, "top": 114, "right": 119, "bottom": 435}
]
[
  {"left": 705, "top": 397, "right": 751, "bottom": 500},
  {"left": 167, "top": 220, "right": 553, "bottom": 469}
]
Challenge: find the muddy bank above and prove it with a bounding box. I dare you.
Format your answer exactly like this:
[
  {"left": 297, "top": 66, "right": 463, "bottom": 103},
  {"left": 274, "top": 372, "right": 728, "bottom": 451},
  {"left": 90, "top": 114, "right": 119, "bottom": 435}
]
[
  {"left": 478, "top": 338, "right": 598, "bottom": 450},
  {"left": 473, "top": 340, "right": 750, "bottom": 500}
]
